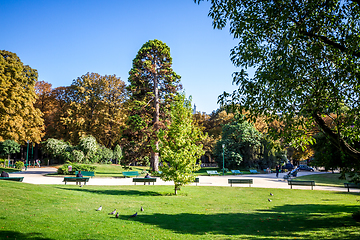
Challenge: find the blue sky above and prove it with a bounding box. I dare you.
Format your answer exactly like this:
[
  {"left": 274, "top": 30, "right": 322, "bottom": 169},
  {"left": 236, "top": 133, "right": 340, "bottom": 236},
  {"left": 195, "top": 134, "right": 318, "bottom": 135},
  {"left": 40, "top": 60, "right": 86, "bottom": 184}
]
[{"left": 1, "top": 0, "right": 250, "bottom": 114}]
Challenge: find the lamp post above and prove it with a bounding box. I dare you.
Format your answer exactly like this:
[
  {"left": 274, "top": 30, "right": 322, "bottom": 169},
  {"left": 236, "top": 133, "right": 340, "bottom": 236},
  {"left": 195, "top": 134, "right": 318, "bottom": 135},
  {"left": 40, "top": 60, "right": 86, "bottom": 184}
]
[
  {"left": 26, "top": 140, "right": 29, "bottom": 171},
  {"left": 222, "top": 144, "right": 225, "bottom": 176}
]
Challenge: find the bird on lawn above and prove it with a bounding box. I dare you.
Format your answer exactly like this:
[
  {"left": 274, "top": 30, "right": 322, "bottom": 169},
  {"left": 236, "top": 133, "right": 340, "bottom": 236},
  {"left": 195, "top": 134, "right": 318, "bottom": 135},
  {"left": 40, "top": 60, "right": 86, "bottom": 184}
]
[
  {"left": 115, "top": 212, "right": 119, "bottom": 218},
  {"left": 96, "top": 206, "right": 102, "bottom": 211},
  {"left": 270, "top": 193, "right": 274, "bottom": 196},
  {"left": 109, "top": 209, "right": 117, "bottom": 215},
  {"left": 141, "top": 206, "right": 144, "bottom": 212},
  {"left": 268, "top": 198, "right": 272, "bottom": 202},
  {"left": 130, "top": 212, "right": 137, "bottom": 218}
]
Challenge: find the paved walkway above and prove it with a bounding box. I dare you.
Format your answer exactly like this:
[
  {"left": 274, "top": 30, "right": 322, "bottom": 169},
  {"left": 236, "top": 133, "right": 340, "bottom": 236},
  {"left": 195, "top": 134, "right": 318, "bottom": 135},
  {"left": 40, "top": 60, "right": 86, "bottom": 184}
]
[{"left": 8, "top": 167, "right": 359, "bottom": 192}]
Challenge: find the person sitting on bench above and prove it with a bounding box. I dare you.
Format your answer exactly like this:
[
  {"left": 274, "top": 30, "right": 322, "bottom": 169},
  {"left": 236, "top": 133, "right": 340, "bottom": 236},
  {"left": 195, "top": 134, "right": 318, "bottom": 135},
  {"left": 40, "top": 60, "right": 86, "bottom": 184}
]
[
  {"left": 1, "top": 171, "right": 9, "bottom": 177},
  {"left": 76, "top": 171, "right": 83, "bottom": 177}
]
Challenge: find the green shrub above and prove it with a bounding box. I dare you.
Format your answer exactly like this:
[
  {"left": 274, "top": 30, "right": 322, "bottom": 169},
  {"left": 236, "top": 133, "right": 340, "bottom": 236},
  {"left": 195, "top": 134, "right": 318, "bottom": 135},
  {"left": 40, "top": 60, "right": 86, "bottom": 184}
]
[
  {"left": 57, "top": 163, "right": 96, "bottom": 175},
  {"left": 15, "top": 161, "right": 24, "bottom": 170},
  {"left": 0, "top": 158, "right": 5, "bottom": 167}
]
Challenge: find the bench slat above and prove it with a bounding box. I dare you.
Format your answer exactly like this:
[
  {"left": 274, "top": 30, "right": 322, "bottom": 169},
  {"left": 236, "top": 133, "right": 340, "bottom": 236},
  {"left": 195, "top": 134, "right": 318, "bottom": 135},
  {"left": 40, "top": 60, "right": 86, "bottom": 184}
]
[
  {"left": 0, "top": 177, "right": 24, "bottom": 182},
  {"left": 344, "top": 183, "right": 360, "bottom": 192},
  {"left": 206, "top": 171, "right": 220, "bottom": 175},
  {"left": 133, "top": 178, "right": 156, "bottom": 185},
  {"left": 228, "top": 179, "right": 253, "bottom": 187},
  {"left": 288, "top": 180, "right": 315, "bottom": 190},
  {"left": 122, "top": 171, "right": 140, "bottom": 177},
  {"left": 75, "top": 171, "right": 95, "bottom": 177},
  {"left": 63, "top": 177, "right": 89, "bottom": 185}
]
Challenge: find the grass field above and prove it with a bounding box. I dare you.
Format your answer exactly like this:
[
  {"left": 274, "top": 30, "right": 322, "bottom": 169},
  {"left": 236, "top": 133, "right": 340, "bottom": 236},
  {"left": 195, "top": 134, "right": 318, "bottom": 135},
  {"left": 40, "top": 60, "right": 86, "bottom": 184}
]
[
  {"left": 1, "top": 181, "right": 359, "bottom": 240},
  {"left": 295, "top": 173, "right": 349, "bottom": 187}
]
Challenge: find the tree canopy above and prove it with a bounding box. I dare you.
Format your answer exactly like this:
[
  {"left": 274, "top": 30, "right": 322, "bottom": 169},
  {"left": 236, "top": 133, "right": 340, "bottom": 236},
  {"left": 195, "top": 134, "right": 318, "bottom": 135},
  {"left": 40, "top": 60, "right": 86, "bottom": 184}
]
[
  {"left": 125, "top": 39, "right": 181, "bottom": 171},
  {"left": 0, "top": 50, "right": 44, "bottom": 143},
  {"left": 197, "top": 0, "right": 360, "bottom": 164},
  {"left": 158, "top": 93, "right": 205, "bottom": 195}
]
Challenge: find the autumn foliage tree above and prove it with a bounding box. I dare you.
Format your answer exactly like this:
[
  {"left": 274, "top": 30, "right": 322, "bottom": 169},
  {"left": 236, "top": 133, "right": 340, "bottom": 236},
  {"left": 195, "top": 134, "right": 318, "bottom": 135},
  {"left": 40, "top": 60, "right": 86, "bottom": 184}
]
[
  {"left": 125, "top": 39, "right": 181, "bottom": 171},
  {"left": 63, "top": 73, "right": 127, "bottom": 147},
  {"left": 0, "top": 50, "right": 44, "bottom": 143}
]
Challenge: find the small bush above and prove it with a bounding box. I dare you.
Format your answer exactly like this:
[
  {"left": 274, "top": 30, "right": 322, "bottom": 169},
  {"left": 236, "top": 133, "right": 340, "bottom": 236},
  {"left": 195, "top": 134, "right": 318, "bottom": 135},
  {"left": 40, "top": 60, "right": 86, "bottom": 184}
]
[
  {"left": 15, "top": 161, "right": 24, "bottom": 170},
  {"left": 57, "top": 163, "right": 96, "bottom": 175}
]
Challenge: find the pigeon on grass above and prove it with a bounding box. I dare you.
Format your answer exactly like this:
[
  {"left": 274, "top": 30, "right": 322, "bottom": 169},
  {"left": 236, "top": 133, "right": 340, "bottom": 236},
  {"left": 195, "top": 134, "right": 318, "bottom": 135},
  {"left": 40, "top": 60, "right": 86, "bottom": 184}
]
[
  {"left": 96, "top": 206, "right": 102, "bottom": 211},
  {"left": 109, "top": 209, "right": 117, "bottom": 215},
  {"left": 270, "top": 193, "right": 274, "bottom": 196},
  {"left": 268, "top": 198, "right": 272, "bottom": 202},
  {"left": 130, "top": 212, "right": 137, "bottom": 218},
  {"left": 141, "top": 206, "right": 144, "bottom": 211},
  {"left": 115, "top": 212, "right": 119, "bottom": 218}
]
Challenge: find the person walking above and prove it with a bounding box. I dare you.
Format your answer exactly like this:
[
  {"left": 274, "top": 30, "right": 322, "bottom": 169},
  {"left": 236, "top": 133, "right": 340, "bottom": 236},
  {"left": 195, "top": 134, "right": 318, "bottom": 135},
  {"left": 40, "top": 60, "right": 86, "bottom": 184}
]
[{"left": 275, "top": 165, "right": 280, "bottom": 178}]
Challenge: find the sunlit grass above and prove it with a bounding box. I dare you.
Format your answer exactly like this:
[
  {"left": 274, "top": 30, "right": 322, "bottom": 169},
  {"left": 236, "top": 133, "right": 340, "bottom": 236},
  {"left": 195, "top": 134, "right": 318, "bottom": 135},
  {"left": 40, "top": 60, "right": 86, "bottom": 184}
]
[
  {"left": 295, "top": 173, "right": 349, "bottom": 187},
  {"left": 0, "top": 181, "right": 359, "bottom": 239}
]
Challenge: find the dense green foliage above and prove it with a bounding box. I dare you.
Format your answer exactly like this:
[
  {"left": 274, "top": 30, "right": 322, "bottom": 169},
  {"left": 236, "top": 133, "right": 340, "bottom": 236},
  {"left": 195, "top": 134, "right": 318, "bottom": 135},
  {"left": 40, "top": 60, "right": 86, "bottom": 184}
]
[
  {"left": 159, "top": 93, "right": 205, "bottom": 194},
  {"left": 0, "top": 50, "right": 44, "bottom": 143},
  {"left": 0, "top": 139, "right": 21, "bottom": 167},
  {"left": 0, "top": 182, "right": 359, "bottom": 239},
  {"left": 15, "top": 161, "right": 24, "bottom": 170},
  {"left": 42, "top": 136, "right": 114, "bottom": 164},
  {"left": 57, "top": 162, "right": 96, "bottom": 174},
  {"left": 213, "top": 115, "right": 262, "bottom": 169},
  {"left": 125, "top": 39, "right": 181, "bottom": 171},
  {"left": 197, "top": 0, "right": 360, "bottom": 165}
]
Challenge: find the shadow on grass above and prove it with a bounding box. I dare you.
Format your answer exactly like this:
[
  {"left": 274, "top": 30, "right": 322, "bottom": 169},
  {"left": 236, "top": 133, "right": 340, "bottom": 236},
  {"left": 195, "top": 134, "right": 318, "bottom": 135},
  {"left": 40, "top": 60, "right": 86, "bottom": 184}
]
[
  {"left": 56, "top": 187, "right": 163, "bottom": 196},
  {"left": 123, "top": 204, "right": 360, "bottom": 239},
  {"left": 0, "top": 231, "right": 54, "bottom": 240}
]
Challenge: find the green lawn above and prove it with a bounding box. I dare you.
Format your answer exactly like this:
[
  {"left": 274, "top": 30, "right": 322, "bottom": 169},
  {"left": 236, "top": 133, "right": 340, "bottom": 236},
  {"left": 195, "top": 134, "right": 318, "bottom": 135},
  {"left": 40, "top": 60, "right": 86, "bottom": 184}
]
[
  {"left": 1, "top": 181, "right": 359, "bottom": 239},
  {"left": 295, "top": 173, "right": 349, "bottom": 187}
]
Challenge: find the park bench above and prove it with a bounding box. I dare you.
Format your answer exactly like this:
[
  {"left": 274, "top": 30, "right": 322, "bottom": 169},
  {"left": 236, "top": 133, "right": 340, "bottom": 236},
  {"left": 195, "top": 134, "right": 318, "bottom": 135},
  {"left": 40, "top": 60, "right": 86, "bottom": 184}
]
[
  {"left": 75, "top": 171, "right": 95, "bottom": 177},
  {"left": 63, "top": 177, "right": 89, "bottom": 185},
  {"left": 193, "top": 177, "right": 199, "bottom": 186},
  {"left": 228, "top": 179, "right": 253, "bottom": 187},
  {"left": 231, "top": 170, "right": 243, "bottom": 175},
  {"left": 0, "top": 177, "right": 24, "bottom": 182},
  {"left": 133, "top": 178, "right": 157, "bottom": 185},
  {"left": 344, "top": 183, "right": 360, "bottom": 192},
  {"left": 249, "top": 169, "right": 259, "bottom": 174},
  {"left": 288, "top": 180, "right": 315, "bottom": 190},
  {"left": 206, "top": 170, "right": 220, "bottom": 176},
  {"left": 122, "top": 171, "right": 140, "bottom": 178}
]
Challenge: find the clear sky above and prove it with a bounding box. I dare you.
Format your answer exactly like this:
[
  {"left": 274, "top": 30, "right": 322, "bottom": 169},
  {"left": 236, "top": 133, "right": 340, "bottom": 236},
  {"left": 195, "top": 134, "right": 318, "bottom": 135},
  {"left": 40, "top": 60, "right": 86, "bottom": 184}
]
[{"left": 1, "top": 0, "right": 250, "bottom": 114}]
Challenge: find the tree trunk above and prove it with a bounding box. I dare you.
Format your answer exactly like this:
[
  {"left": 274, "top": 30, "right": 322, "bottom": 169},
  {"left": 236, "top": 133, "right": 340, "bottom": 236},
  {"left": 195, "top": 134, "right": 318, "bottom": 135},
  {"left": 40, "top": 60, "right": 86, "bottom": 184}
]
[
  {"left": 312, "top": 112, "right": 360, "bottom": 161},
  {"left": 150, "top": 69, "right": 160, "bottom": 172},
  {"left": 150, "top": 148, "right": 159, "bottom": 172}
]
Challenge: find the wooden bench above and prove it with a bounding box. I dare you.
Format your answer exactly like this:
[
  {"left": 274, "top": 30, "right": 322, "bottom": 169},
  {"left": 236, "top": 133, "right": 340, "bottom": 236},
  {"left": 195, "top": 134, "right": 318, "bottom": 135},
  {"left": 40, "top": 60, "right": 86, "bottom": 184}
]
[
  {"left": 133, "top": 178, "right": 156, "bottom": 185},
  {"left": 344, "top": 183, "right": 360, "bottom": 192},
  {"left": 288, "top": 180, "right": 315, "bottom": 190},
  {"left": 75, "top": 171, "right": 95, "bottom": 177},
  {"left": 228, "top": 179, "right": 253, "bottom": 187},
  {"left": 0, "top": 177, "right": 24, "bottom": 182},
  {"left": 249, "top": 169, "right": 259, "bottom": 174},
  {"left": 122, "top": 171, "right": 140, "bottom": 178},
  {"left": 63, "top": 177, "right": 89, "bottom": 185},
  {"left": 231, "top": 170, "right": 243, "bottom": 175},
  {"left": 207, "top": 170, "right": 220, "bottom": 176}
]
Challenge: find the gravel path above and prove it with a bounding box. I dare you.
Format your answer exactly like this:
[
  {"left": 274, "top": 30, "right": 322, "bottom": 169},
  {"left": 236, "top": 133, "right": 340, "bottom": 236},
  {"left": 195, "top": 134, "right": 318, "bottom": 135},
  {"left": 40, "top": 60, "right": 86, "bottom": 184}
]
[{"left": 8, "top": 167, "right": 359, "bottom": 192}]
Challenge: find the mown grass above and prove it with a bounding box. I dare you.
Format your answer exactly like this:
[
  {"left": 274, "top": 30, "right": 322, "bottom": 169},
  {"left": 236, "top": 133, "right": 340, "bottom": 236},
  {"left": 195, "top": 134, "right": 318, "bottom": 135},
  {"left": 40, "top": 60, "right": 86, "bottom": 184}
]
[
  {"left": 0, "top": 181, "right": 359, "bottom": 239},
  {"left": 0, "top": 167, "right": 21, "bottom": 173},
  {"left": 295, "top": 173, "right": 349, "bottom": 187}
]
